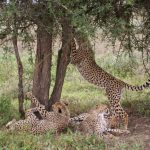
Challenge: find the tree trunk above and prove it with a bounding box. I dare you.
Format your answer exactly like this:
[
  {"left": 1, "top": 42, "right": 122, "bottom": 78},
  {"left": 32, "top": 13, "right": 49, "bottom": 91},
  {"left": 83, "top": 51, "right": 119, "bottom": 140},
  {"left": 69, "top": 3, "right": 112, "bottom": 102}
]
[
  {"left": 12, "top": 35, "right": 25, "bottom": 119},
  {"left": 32, "top": 22, "right": 53, "bottom": 106},
  {"left": 48, "top": 18, "right": 72, "bottom": 110}
]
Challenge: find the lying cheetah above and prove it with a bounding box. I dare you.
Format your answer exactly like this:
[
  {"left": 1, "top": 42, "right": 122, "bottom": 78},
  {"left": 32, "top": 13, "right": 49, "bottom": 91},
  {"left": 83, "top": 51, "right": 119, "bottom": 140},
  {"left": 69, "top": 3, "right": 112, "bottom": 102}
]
[
  {"left": 70, "top": 104, "right": 118, "bottom": 128},
  {"left": 70, "top": 104, "right": 129, "bottom": 137},
  {"left": 6, "top": 108, "right": 40, "bottom": 132},
  {"left": 6, "top": 92, "right": 70, "bottom": 134},
  {"left": 79, "top": 105, "right": 129, "bottom": 136},
  {"left": 25, "top": 92, "right": 70, "bottom": 121},
  {"left": 31, "top": 101, "right": 70, "bottom": 134}
]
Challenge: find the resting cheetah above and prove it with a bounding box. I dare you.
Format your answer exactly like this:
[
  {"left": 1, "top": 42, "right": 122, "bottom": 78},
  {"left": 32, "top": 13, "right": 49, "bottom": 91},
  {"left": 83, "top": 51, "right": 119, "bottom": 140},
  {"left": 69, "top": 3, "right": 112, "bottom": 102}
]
[
  {"left": 25, "top": 92, "right": 70, "bottom": 120},
  {"left": 70, "top": 35, "right": 150, "bottom": 129},
  {"left": 31, "top": 101, "right": 70, "bottom": 134},
  {"left": 76, "top": 104, "right": 129, "bottom": 137},
  {"left": 6, "top": 108, "right": 40, "bottom": 132},
  {"left": 6, "top": 93, "right": 70, "bottom": 134},
  {"left": 70, "top": 104, "right": 118, "bottom": 129}
]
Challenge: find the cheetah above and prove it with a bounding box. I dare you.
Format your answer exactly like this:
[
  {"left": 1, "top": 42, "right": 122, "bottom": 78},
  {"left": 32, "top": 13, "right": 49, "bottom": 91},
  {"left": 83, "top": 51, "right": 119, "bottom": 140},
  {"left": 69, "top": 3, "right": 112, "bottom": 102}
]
[
  {"left": 25, "top": 92, "right": 70, "bottom": 121},
  {"left": 6, "top": 108, "right": 41, "bottom": 132},
  {"left": 76, "top": 104, "right": 130, "bottom": 137},
  {"left": 31, "top": 101, "right": 70, "bottom": 134},
  {"left": 70, "top": 104, "right": 119, "bottom": 129},
  {"left": 70, "top": 35, "right": 150, "bottom": 129},
  {"left": 6, "top": 92, "right": 70, "bottom": 134}
]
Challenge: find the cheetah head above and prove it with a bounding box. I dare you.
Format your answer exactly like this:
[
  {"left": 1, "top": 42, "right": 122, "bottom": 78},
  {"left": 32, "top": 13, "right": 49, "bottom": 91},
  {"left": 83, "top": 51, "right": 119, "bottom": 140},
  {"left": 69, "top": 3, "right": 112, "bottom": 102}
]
[
  {"left": 95, "top": 104, "right": 108, "bottom": 112},
  {"left": 25, "top": 91, "right": 33, "bottom": 99},
  {"left": 52, "top": 101, "right": 70, "bottom": 118},
  {"left": 89, "top": 104, "right": 108, "bottom": 114}
]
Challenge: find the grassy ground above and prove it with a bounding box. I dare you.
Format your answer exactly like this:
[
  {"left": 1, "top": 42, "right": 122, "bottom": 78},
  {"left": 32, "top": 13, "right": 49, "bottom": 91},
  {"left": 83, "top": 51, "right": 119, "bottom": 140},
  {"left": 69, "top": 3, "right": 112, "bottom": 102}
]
[{"left": 0, "top": 51, "right": 150, "bottom": 150}]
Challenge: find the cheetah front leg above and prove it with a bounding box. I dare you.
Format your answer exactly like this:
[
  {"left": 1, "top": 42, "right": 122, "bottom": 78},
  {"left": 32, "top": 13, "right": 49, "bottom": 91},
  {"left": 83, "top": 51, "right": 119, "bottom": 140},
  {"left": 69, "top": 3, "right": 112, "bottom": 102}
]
[{"left": 26, "top": 92, "right": 48, "bottom": 119}]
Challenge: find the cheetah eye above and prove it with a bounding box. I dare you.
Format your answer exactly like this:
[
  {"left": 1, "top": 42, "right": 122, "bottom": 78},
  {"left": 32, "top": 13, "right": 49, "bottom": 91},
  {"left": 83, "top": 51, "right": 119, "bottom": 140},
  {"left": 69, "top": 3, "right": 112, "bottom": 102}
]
[
  {"left": 58, "top": 108, "right": 62, "bottom": 113},
  {"left": 6, "top": 125, "right": 9, "bottom": 129}
]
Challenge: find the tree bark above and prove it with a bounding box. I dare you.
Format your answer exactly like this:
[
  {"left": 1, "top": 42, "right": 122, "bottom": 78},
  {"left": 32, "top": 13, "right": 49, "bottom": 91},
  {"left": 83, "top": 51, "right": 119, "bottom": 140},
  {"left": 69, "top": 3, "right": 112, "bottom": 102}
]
[
  {"left": 48, "top": 18, "right": 72, "bottom": 110},
  {"left": 12, "top": 35, "right": 25, "bottom": 119},
  {"left": 32, "top": 21, "right": 53, "bottom": 106}
]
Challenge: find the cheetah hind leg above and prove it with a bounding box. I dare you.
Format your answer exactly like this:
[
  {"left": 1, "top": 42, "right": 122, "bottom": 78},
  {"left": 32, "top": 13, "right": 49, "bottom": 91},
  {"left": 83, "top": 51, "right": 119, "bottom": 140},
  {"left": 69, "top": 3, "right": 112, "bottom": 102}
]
[
  {"left": 103, "top": 132, "right": 116, "bottom": 139},
  {"left": 6, "top": 119, "right": 16, "bottom": 129},
  {"left": 107, "top": 128, "right": 130, "bottom": 135}
]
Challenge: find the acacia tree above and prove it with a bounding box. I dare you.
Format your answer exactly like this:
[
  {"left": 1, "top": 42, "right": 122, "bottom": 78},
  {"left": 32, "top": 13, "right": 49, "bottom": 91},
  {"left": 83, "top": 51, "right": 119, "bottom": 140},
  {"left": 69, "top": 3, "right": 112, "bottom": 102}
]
[
  {"left": 12, "top": 22, "right": 25, "bottom": 118},
  {"left": 0, "top": 2, "right": 26, "bottom": 118},
  {"left": 48, "top": 17, "right": 72, "bottom": 109},
  {"left": 0, "top": 0, "right": 74, "bottom": 114},
  {"left": 0, "top": 0, "right": 150, "bottom": 117},
  {"left": 32, "top": 16, "right": 53, "bottom": 106},
  {"left": 74, "top": 0, "right": 150, "bottom": 74}
]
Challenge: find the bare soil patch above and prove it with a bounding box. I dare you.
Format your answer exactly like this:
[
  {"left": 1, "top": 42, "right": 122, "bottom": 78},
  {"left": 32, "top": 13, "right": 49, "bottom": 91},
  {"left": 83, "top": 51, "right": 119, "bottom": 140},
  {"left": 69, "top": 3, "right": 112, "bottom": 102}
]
[
  {"left": 128, "top": 116, "right": 150, "bottom": 150},
  {"left": 107, "top": 116, "right": 150, "bottom": 150}
]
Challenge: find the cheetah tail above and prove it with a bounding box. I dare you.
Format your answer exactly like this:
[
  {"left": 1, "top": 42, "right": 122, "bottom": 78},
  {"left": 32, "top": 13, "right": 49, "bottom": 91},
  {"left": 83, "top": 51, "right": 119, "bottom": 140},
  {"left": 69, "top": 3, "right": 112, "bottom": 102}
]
[
  {"left": 71, "top": 37, "right": 76, "bottom": 52},
  {"left": 125, "top": 79, "right": 150, "bottom": 91}
]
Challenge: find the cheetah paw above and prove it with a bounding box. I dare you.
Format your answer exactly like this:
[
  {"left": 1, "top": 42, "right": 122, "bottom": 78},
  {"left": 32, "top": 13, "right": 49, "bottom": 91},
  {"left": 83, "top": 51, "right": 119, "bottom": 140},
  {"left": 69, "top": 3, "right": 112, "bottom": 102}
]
[
  {"left": 6, "top": 119, "right": 16, "bottom": 129},
  {"left": 25, "top": 92, "right": 32, "bottom": 99},
  {"left": 124, "top": 129, "right": 130, "bottom": 134}
]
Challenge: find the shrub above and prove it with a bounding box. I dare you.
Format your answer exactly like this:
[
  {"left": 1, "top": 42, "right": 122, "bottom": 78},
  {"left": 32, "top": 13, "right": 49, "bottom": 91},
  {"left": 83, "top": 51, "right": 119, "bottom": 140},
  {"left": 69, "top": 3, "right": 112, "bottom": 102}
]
[
  {"left": 0, "top": 95, "right": 15, "bottom": 126},
  {"left": 97, "top": 53, "right": 138, "bottom": 78}
]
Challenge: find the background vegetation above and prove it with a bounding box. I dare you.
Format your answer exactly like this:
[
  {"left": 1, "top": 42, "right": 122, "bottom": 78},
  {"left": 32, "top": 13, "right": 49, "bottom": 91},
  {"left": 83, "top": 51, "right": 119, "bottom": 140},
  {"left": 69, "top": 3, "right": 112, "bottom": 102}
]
[
  {"left": 0, "top": 0, "right": 150, "bottom": 149},
  {"left": 0, "top": 49, "right": 149, "bottom": 149}
]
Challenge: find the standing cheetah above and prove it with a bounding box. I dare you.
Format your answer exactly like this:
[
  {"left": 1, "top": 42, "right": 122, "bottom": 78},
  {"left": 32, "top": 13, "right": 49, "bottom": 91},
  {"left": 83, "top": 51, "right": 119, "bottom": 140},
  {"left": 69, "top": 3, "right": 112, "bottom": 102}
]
[{"left": 70, "top": 35, "right": 150, "bottom": 129}]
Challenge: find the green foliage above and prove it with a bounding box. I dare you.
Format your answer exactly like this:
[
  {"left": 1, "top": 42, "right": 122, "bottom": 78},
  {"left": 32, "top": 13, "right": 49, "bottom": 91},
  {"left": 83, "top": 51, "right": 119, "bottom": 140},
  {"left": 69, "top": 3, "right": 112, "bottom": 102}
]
[
  {"left": 0, "top": 51, "right": 34, "bottom": 96},
  {"left": 71, "top": 8, "right": 96, "bottom": 37},
  {"left": 0, "top": 51, "right": 149, "bottom": 149},
  {"left": 62, "top": 81, "right": 107, "bottom": 116},
  {"left": 0, "top": 95, "right": 16, "bottom": 126},
  {"left": 135, "top": 98, "right": 150, "bottom": 117},
  {"left": 55, "top": 132, "right": 105, "bottom": 150},
  {"left": 111, "top": 142, "right": 143, "bottom": 150},
  {"left": 0, "top": 1, "right": 149, "bottom": 149},
  {"left": 97, "top": 53, "right": 138, "bottom": 78},
  {"left": 0, "top": 131, "right": 105, "bottom": 150},
  {"left": 123, "top": 91, "right": 150, "bottom": 117}
]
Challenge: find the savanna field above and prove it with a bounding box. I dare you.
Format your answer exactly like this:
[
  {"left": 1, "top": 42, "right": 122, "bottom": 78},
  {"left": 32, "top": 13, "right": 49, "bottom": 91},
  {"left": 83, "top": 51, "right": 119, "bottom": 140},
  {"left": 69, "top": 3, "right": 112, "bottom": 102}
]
[{"left": 0, "top": 45, "right": 150, "bottom": 150}]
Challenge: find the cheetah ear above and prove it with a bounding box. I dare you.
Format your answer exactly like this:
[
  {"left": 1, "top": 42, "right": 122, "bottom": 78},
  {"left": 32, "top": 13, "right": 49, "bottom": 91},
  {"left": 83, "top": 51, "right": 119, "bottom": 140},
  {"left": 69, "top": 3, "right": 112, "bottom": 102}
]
[
  {"left": 63, "top": 101, "right": 69, "bottom": 106},
  {"left": 58, "top": 108, "right": 62, "bottom": 113}
]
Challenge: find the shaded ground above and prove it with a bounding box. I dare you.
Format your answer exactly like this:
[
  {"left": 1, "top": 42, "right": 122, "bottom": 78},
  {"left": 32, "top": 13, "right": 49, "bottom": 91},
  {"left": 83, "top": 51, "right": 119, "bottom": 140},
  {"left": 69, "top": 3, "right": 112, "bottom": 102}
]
[
  {"left": 107, "top": 116, "right": 150, "bottom": 150},
  {"left": 128, "top": 116, "right": 150, "bottom": 150}
]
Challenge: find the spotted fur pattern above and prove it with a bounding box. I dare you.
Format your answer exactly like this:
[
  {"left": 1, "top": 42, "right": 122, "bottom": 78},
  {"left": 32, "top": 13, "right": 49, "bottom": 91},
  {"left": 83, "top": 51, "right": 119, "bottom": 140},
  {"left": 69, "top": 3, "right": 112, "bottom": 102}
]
[
  {"left": 77, "top": 104, "right": 130, "bottom": 137},
  {"left": 71, "top": 36, "right": 150, "bottom": 129},
  {"left": 6, "top": 92, "right": 70, "bottom": 134},
  {"left": 70, "top": 104, "right": 117, "bottom": 129},
  {"left": 6, "top": 109, "right": 39, "bottom": 132},
  {"left": 25, "top": 92, "right": 70, "bottom": 121},
  {"left": 69, "top": 113, "right": 89, "bottom": 125},
  {"left": 31, "top": 101, "right": 70, "bottom": 134}
]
